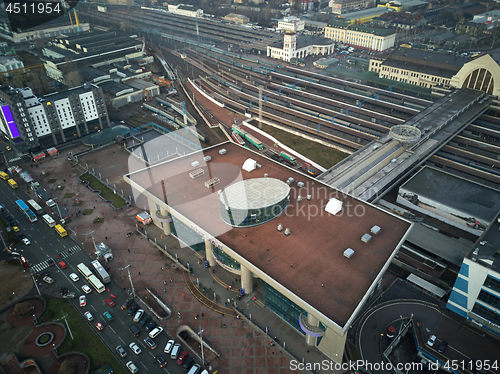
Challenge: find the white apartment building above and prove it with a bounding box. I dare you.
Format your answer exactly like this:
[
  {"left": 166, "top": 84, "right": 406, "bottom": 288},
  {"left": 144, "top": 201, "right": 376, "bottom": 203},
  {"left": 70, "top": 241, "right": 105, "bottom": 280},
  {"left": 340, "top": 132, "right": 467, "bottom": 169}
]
[
  {"left": 267, "top": 33, "right": 334, "bottom": 62},
  {"left": 277, "top": 16, "right": 305, "bottom": 32},
  {"left": 324, "top": 20, "right": 395, "bottom": 51},
  {"left": 167, "top": 4, "right": 203, "bottom": 18}
]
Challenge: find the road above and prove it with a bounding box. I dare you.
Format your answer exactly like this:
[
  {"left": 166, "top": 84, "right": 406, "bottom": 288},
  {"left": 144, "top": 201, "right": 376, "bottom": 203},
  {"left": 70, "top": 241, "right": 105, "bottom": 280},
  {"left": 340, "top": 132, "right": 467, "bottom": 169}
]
[{"left": 0, "top": 179, "right": 200, "bottom": 374}]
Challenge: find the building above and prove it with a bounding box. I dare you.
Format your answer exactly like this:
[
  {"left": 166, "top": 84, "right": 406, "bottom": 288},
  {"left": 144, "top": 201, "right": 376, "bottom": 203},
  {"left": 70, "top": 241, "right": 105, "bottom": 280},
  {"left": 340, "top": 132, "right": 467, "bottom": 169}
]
[
  {"left": 267, "top": 33, "right": 335, "bottom": 62},
  {"left": 335, "top": 7, "right": 396, "bottom": 24},
  {"left": 277, "top": 16, "right": 305, "bottom": 32},
  {"left": 371, "top": 12, "right": 427, "bottom": 30},
  {"left": 377, "top": 0, "right": 428, "bottom": 12},
  {"left": 0, "top": 13, "right": 90, "bottom": 43},
  {"left": 224, "top": 14, "right": 250, "bottom": 24},
  {"left": 456, "top": 10, "right": 500, "bottom": 36},
  {"left": 328, "top": 0, "right": 374, "bottom": 15},
  {"left": 325, "top": 20, "right": 396, "bottom": 51},
  {"left": 124, "top": 141, "right": 412, "bottom": 361},
  {"left": 0, "top": 84, "right": 110, "bottom": 152},
  {"left": 167, "top": 4, "right": 203, "bottom": 18},
  {"left": 369, "top": 48, "right": 500, "bottom": 94},
  {"left": 0, "top": 56, "right": 24, "bottom": 77},
  {"left": 107, "top": 0, "right": 134, "bottom": 5},
  {"left": 446, "top": 215, "right": 500, "bottom": 337}
]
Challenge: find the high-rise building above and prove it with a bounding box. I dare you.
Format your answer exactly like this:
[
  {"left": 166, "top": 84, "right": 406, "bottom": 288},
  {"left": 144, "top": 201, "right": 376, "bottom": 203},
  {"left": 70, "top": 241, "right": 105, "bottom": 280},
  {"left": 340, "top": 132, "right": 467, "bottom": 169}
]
[{"left": 0, "top": 84, "right": 110, "bottom": 152}]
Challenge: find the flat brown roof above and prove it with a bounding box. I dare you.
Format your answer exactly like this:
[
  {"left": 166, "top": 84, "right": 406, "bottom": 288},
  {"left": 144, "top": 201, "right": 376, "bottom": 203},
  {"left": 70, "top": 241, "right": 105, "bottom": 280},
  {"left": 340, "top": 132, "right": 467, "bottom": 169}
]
[{"left": 127, "top": 142, "right": 411, "bottom": 327}]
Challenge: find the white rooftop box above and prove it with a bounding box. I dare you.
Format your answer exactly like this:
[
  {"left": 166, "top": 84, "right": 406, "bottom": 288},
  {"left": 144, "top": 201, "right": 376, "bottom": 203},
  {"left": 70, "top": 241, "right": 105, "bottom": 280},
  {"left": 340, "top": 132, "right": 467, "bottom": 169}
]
[
  {"left": 344, "top": 248, "right": 354, "bottom": 258},
  {"left": 361, "top": 233, "right": 372, "bottom": 243},
  {"left": 371, "top": 225, "right": 381, "bottom": 235},
  {"left": 219, "top": 149, "right": 227, "bottom": 155},
  {"left": 191, "top": 161, "right": 200, "bottom": 168}
]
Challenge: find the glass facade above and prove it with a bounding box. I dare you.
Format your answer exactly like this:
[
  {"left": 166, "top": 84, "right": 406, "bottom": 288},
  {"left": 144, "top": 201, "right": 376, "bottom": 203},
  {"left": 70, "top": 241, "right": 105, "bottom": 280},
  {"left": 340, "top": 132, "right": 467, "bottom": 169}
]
[
  {"left": 220, "top": 195, "right": 290, "bottom": 228},
  {"left": 472, "top": 303, "right": 500, "bottom": 325},
  {"left": 478, "top": 290, "right": 500, "bottom": 309},
  {"left": 264, "top": 281, "right": 305, "bottom": 335},
  {"left": 168, "top": 213, "right": 205, "bottom": 252},
  {"left": 484, "top": 275, "right": 500, "bottom": 293},
  {"left": 212, "top": 245, "right": 241, "bottom": 271},
  {"left": 316, "top": 322, "right": 327, "bottom": 346}
]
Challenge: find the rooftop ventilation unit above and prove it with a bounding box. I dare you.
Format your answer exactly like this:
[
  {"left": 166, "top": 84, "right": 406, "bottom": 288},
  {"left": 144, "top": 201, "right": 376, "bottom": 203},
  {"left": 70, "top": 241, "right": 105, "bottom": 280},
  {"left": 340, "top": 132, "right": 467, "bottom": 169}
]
[
  {"left": 325, "top": 198, "right": 342, "bottom": 215},
  {"left": 297, "top": 182, "right": 304, "bottom": 188},
  {"left": 277, "top": 224, "right": 283, "bottom": 231},
  {"left": 264, "top": 173, "right": 268, "bottom": 178},
  {"left": 371, "top": 225, "right": 381, "bottom": 235},
  {"left": 286, "top": 177, "right": 294, "bottom": 184},
  {"left": 284, "top": 228, "right": 291, "bottom": 236},
  {"left": 307, "top": 195, "right": 312, "bottom": 201},
  {"left": 343, "top": 248, "right": 354, "bottom": 258},
  {"left": 191, "top": 161, "right": 200, "bottom": 168},
  {"left": 205, "top": 177, "right": 220, "bottom": 189},
  {"left": 297, "top": 196, "right": 302, "bottom": 202},
  {"left": 204, "top": 156, "right": 212, "bottom": 162},
  {"left": 219, "top": 149, "right": 227, "bottom": 155},
  {"left": 361, "top": 233, "right": 372, "bottom": 243},
  {"left": 243, "top": 158, "right": 258, "bottom": 172},
  {"left": 189, "top": 168, "right": 205, "bottom": 179}
]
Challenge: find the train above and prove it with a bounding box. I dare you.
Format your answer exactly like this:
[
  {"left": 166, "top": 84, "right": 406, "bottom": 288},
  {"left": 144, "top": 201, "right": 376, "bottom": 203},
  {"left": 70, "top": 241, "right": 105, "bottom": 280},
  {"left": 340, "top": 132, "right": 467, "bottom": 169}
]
[
  {"left": 143, "top": 103, "right": 176, "bottom": 122},
  {"left": 156, "top": 97, "right": 197, "bottom": 126},
  {"left": 232, "top": 125, "right": 263, "bottom": 150},
  {"left": 279, "top": 151, "right": 297, "bottom": 165},
  {"left": 231, "top": 131, "right": 245, "bottom": 146}
]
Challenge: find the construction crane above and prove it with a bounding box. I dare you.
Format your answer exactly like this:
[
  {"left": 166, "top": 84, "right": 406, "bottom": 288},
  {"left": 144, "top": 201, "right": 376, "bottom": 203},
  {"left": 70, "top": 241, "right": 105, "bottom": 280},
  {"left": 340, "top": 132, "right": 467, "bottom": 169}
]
[{"left": 68, "top": 8, "right": 81, "bottom": 34}]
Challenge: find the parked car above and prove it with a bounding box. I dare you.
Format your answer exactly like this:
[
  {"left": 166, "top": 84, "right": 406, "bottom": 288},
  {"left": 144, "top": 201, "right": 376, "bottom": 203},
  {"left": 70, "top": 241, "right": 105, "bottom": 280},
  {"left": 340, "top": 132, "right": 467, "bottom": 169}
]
[
  {"left": 103, "top": 311, "right": 113, "bottom": 321},
  {"left": 164, "top": 340, "right": 174, "bottom": 354},
  {"left": 177, "top": 351, "right": 187, "bottom": 365},
  {"left": 146, "top": 321, "right": 158, "bottom": 332},
  {"left": 126, "top": 361, "right": 138, "bottom": 374},
  {"left": 437, "top": 341, "right": 448, "bottom": 353},
  {"left": 129, "top": 342, "right": 142, "bottom": 355},
  {"left": 127, "top": 304, "right": 138, "bottom": 316},
  {"left": 427, "top": 335, "right": 436, "bottom": 347},
  {"left": 69, "top": 273, "right": 79, "bottom": 282},
  {"left": 133, "top": 309, "right": 145, "bottom": 322},
  {"left": 79, "top": 295, "right": 86, "bottom": 307},
  {"left": 144, "top": 337, "right": 157, "bottom": 349},
  {"left": 182, "top": 356, "right": 194, "bottom": 371},
  {"left": 149, "top": 326, "right": 163, "bottom": 339},
  {"left": 121, "top": 298, "right": 134, "bottom": 310},
  {"left": 116, "top": 345, "right": 127, "bottom": 358},
  {"left": 155, "top": 355, "right": 167, "bottom": 368},
  {"left": 95, "top": 322, "right": 104, "bottom": 331},
  {"left": 140, "top": 314, "right": 151, "bottom": 326},
  {"left": 84, "top": 311, "right": 93, "bottom": 321}
]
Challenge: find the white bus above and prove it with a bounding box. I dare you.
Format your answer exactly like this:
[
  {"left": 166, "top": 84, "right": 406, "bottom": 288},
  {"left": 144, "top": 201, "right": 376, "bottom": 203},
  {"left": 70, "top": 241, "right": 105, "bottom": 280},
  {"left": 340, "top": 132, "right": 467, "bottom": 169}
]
[
  {"left": 27, "top": 199, "right": 43, "bottom": 214},
  {"left": 88, "top": 274, "right": 105, "bottom": 293},
  {"left": 77, "top": 263, "right": 94, "bottom": 280},
  {"left": 91, "top": 260, "right": 111, "bottom": 284},
  {"left": 42, "top": 214, "right": 56, "bottom": 227}
]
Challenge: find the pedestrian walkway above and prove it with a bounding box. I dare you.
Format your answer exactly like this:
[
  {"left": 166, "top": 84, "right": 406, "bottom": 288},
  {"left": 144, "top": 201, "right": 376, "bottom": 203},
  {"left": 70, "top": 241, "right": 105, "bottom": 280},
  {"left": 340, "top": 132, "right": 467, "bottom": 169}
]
[{"left": 29, "top": 245, "right": 82, "bottom": 273}]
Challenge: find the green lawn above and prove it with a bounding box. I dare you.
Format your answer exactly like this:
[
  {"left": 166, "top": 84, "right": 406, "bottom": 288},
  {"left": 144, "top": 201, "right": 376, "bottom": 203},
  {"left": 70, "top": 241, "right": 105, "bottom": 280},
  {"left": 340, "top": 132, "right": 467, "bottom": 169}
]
[
  {"left": 80, "top": 173, "right": 127, "bottom": 208},
  {"left": 261, "top": 124, "right": 349, "bottom": 169},
  {"left": 37, "top": 298, "right": 126, "bottom": 374}
]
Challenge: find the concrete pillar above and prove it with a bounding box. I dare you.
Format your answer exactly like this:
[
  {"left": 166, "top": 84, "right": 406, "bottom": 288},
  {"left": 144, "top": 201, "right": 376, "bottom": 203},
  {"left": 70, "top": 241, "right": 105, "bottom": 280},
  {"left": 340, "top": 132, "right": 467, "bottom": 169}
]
[
  {"left": 161, "top": 207, "right": 171, "bottom": 235},
  {"left": 306, "top": 313, "right": 319, "bottom": 346},
  {"left": 205, "top": 238, "right": 216, "bottom": 267},
  {"left": 240, "top": 265, "right": 253, "bottom": 294}
]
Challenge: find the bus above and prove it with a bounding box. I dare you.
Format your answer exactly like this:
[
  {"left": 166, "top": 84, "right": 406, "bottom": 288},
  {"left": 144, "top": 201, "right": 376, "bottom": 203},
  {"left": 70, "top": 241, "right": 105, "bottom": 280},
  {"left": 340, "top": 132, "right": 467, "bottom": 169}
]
[
  {"left": 42, "top": 214, "right": 56, "bottom": 227},
  {"left": 27, "top": 199, "right": 43, "bottom": 215},
  {"left": 91, "top": 260, "right": 111, "bottom": 284},
  {"left": 0, "top": 171, "right": 9, "bottom": 180},
  {"left": 7, "top": 179, "right": 18, "bottom": 189},
  {"left": 88, "top": 274, "right": 105, "bottom": 293},
  {"left": 15, "top": 199, "right": 37, "bottom": 222},
  {"left": 77, "top": 263, "right": 94, "bottom": 279},
  {"left": 55, "top": 224, "right": 67, "bottom": 237}
]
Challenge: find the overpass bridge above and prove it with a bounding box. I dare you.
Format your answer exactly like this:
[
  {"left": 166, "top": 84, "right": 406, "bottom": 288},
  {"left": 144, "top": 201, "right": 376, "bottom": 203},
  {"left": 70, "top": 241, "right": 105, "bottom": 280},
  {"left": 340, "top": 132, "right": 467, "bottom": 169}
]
[{"left": 318, "top": 88, "right": 491, "bottom": 202}]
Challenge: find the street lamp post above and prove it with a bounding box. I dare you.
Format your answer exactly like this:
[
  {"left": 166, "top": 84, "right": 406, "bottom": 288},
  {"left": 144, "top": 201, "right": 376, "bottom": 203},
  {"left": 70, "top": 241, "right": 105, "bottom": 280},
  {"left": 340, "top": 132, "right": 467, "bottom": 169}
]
[{"left": 198, "top": 329, "right": 205, "bottom": 365}]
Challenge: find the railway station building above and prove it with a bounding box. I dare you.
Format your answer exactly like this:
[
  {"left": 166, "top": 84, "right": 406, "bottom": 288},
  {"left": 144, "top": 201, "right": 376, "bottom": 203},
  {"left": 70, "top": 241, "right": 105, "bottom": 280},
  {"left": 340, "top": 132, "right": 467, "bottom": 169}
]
[
  {"left": 124, "top": 141, "right": 412, "bottom": 361},
  {"left": 324, "top": 20, "right": 396, "bottom": 51},
  {"left": 267, "top": 33, "right": 335, "bottom": 62}
]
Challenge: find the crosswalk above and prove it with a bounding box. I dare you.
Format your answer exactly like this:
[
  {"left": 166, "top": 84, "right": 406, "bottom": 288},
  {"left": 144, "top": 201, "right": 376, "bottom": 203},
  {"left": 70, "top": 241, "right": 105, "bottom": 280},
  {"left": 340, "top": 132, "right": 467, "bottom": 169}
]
[
  {"left": 9, "top": 156, "right": 22, "bottom": 162},
  {"left": 30, "top": 245, "right": 82, "bottom": 273}
]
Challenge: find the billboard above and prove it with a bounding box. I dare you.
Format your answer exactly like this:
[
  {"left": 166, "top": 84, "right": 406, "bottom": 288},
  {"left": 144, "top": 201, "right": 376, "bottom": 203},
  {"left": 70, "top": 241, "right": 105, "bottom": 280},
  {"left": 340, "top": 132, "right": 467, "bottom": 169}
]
[{"left": 1, "top": 105, "right": 20, "bottom": 138}]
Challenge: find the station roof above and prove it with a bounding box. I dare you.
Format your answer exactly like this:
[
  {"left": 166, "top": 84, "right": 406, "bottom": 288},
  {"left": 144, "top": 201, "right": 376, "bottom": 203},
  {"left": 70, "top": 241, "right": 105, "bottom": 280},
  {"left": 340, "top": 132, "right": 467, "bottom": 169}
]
[
  {"left": 327, "top": 19, "right": 396, "bottom": 37},
  {"left": 125, "top": 142, "right": 411, "bottom": 327}
]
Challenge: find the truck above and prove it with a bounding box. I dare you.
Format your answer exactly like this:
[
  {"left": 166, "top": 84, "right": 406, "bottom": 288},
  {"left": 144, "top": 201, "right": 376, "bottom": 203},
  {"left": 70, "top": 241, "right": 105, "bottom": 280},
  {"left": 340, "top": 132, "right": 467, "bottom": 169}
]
[
  {"left": 46, "top": 199, "right": 56, "bottom": 208},
  {"left": 136, "top": 212, "right": 153, "bottom": 225},
  {"left": 279, "top": 151, "right": 297, "bottom": 166}
]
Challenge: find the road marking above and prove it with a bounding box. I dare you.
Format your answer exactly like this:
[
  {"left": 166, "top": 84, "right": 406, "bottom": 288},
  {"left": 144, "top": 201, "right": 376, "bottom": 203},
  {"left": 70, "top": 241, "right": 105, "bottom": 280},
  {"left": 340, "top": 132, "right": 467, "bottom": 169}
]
[
  {"left": 109, "top": 326, "right": 116, "bottom": 333},
  {"left": 119, "top": 336, "right": 126, "bottom": 344},
  {"left": 91, "top": 305, "right": 97, "bottom": 312},
  {"left": 140, "top": 363, "right": 149, "bottom": 371}
]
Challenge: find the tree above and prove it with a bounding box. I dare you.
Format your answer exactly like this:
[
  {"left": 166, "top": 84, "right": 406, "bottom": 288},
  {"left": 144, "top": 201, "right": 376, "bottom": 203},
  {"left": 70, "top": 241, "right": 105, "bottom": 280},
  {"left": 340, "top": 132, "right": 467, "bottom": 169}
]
[
  {"left": 14, "top": 302, "right": 34, "bottom": 317},
  {"left": 59, "top": 360, "right": 76, "bottom": 374}
]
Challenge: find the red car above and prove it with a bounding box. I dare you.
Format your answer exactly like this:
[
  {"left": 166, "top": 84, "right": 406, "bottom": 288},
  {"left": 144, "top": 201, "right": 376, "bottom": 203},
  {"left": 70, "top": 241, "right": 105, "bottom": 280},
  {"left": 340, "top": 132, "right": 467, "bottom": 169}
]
[
  {"left": 105, "top": 298, "right": 115, "bottom": 307},
  {"left": 58, "top": 261, "right": 68, "bottom": 269},
  {"left": 177, "top": 351, "right": 187, "bottom": 365},
  {"left": 95, "top": 322, "right": 104, "bottom": 331}
]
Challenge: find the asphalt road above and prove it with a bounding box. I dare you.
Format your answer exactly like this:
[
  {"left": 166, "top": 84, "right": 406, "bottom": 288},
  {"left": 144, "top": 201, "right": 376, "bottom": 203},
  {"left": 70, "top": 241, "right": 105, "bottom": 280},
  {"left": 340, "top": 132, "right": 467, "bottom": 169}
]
[{"left": 0, "top": 180, "right": 199, "bottom": 374}]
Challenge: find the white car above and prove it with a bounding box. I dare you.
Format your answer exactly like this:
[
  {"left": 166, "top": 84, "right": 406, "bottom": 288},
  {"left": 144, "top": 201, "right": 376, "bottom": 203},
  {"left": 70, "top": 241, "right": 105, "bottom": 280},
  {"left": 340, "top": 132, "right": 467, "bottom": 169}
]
[
  {"left": 126, "top": 361, "right": 138, "bottom": 374},
  {"left": 82, "top": 284, "right": 92, "bottom": 294},
  {"left": 69, "top": 273, "right": 79, "bottom": 282},
  {"left": 164, "top": 339, "right": 174, "bottom": 354},
  {"left": 79, "top": 295, "right": 86, "bottom": 307},
  {"left": 427, "top": 334, "right": 437, "bottom": 347},
  {"left": 149, "top": 326, "right": 163, "bottom": 339},
  {"left": 84, "top": 311, "right": 93, "bottom": 321},
  {"left": 129, "top": 342, "right": 142, "bottom": 355},
  {"left": 22, "top": 238, "right": 31, "bottom": 245}
]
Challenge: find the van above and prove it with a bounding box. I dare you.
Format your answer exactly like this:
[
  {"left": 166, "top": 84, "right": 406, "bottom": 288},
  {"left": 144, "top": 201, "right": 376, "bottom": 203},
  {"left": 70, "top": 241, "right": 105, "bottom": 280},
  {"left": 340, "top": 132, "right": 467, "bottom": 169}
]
[
  {"left": 170, "top": 343, "right": 181, "bottom": 360},
  {"left": 121, "top": 298, "right": 134, "bottom": 310},
  {"left": 130, "top": 324, "right": 140, "bottom": 337},
  {"left": 187, "top": 363, "right": 200, "bottom": 374}
]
